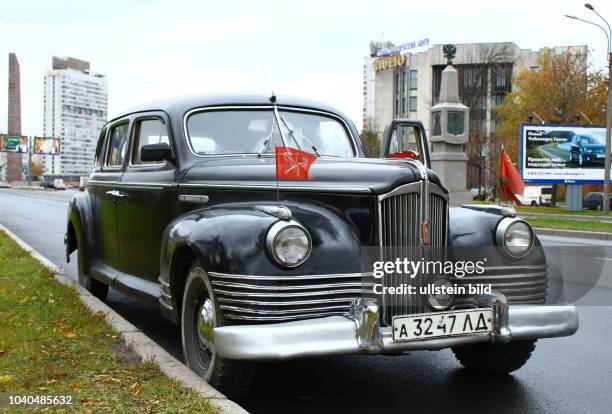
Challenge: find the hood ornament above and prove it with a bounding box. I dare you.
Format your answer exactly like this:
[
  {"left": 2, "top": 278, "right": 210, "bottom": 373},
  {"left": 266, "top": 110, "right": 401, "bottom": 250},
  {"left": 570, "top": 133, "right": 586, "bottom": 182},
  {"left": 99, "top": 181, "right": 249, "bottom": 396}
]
[{"left": 421, "top": 218, "right": 430, "bottom": 246}]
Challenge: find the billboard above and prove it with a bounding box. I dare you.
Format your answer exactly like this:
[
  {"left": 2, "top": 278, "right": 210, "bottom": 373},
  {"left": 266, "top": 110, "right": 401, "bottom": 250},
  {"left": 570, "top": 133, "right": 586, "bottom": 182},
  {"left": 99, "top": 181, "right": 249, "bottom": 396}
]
[
  {"left": 520, "top": 124, "right": 608, "bottom": 184},
  {"left": 0, "top": 135, "right": 28, "bottom": 153},
  {"left": 33, "top": 137, "right": 61, "bottom": 155}
]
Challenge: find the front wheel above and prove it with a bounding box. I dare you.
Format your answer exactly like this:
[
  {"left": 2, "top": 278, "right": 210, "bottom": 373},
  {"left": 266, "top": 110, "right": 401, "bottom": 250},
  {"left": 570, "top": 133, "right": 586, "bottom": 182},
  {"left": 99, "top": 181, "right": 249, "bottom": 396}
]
[
  {"left": 452, "top": 340, "right": 536, "bottom": 374},
  {"left": 181, "top": 264, "right": 254, "bottom": 399}
]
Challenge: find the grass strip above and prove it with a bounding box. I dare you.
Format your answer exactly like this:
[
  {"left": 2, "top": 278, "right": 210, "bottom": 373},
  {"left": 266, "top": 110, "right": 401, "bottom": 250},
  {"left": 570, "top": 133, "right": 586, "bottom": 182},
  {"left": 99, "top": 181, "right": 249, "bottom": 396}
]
[
  {"left": 0, "top": 230, "right": 216, "bottom": 413},
  {"left": 527, "top": 218, "right": 612, "bottom": 233}
]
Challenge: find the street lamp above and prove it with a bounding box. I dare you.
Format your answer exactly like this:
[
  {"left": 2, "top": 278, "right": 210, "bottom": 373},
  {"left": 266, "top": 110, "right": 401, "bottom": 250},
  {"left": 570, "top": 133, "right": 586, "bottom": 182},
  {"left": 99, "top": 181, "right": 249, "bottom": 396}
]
[{"left": 566, "top": 5, "right": 612, "bottom": 215}]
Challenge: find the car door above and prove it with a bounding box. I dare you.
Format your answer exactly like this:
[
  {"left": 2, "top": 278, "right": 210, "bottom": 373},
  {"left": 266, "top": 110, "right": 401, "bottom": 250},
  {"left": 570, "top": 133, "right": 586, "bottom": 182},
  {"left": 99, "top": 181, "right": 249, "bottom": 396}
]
[
  {"left": 91, "top": 120, "right": 130, "bottom": 270},
  {"left": 116, "top": 113, "right": 177, "bottom": 283},
  {"left": 380, "top": 119, "right": 429, "bottom": 167}
]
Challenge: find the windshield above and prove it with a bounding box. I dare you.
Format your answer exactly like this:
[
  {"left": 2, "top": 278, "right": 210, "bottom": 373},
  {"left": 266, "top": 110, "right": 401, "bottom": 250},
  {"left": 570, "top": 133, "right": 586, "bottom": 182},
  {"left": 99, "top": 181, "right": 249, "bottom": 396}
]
[{"left": 185, "top": 109, "right": 355, "bottom": 157}]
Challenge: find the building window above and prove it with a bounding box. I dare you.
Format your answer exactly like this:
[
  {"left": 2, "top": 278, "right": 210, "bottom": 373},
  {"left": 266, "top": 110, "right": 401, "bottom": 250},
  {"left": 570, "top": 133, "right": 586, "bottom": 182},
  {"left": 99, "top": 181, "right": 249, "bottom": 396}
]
[
  {"left": 410, "top": 96, "right": 417, "bottom": 113},
  {"left": 410, "top": 70, "right": 418, "bottom": 90}
]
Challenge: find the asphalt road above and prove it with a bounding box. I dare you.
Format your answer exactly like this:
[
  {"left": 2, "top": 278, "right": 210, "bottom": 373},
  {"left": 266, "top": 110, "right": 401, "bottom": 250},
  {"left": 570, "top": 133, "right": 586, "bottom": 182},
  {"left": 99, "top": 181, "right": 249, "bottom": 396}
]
[{"left": 1, "top": 188, "right": 611, "bottom": 414}]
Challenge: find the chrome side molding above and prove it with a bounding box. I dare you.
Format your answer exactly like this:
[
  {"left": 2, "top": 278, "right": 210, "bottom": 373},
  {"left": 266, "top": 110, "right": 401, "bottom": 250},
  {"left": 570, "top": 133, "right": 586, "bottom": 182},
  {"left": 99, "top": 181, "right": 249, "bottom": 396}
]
[{"left": 178, "top": 194, "right": 210, "bottom": 204}]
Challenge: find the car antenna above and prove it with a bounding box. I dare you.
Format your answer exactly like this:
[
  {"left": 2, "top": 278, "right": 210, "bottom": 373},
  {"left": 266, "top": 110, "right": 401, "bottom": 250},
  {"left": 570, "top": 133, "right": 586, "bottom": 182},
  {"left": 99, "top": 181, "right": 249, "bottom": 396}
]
[{"left": 269, "top": 92, "right": 277, "bottom": 103}]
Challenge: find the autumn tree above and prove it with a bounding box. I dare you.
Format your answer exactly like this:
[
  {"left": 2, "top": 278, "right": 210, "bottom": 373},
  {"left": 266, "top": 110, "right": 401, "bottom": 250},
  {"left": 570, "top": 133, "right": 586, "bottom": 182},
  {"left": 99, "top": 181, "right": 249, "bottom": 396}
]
[
  {"left": 361, "top": 117, "right": 380, "bottom": 158},
  {"left": 494, "top": 50, "right": 608, "bottom": 203},
  {"left": 496, "top": 50, "right": 608, "bottom": 162}
]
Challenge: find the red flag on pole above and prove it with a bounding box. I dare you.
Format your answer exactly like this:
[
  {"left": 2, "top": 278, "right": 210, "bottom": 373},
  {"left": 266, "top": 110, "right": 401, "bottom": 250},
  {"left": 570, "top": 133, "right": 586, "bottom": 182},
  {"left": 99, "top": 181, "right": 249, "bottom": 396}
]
[
  {"left": 275, "top": 146, "right": 317, "bottom": 180},
  {"left": 500, "top": 148, "right": 525, "bottom": 205}
]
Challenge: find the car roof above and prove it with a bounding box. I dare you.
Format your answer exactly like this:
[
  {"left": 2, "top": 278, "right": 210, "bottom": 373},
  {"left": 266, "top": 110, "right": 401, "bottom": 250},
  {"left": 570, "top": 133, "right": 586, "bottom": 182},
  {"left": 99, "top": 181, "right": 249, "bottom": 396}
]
[{"left": 108, "top": 93, "right": 353, "bottom": 124}]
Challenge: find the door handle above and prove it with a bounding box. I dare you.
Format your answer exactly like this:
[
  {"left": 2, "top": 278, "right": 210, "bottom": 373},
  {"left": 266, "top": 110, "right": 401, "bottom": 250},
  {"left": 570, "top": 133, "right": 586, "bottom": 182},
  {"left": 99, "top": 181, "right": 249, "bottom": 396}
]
[{"left": 106, "top": 190, "right": 127, "bottom": 198}]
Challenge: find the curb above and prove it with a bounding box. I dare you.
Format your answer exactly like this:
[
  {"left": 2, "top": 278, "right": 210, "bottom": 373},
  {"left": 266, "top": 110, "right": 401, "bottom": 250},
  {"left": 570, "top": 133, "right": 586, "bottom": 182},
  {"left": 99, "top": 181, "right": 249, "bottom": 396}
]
[
  {"left": 534, "top": 227, "right": 612, "bottom": 240},
  {"left": 0, "top": 223, "right": 248, "bottom": 414}
]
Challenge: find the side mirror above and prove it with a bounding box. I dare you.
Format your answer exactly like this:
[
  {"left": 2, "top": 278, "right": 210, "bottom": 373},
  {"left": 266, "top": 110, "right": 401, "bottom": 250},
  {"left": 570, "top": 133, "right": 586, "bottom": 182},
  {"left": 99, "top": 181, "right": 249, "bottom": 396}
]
[{"left": 140, "top": 142, "right": 173, "bottom": 163}]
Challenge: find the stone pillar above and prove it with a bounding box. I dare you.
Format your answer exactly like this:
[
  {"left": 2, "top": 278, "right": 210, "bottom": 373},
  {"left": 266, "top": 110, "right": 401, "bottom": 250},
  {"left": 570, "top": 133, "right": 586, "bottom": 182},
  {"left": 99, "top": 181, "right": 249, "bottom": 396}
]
[
  {"left": 6, "top": 53, "right": 23, "bottom": 183},
  {"left": 429, "top": 63, "right": 471, "bottom": 205}
]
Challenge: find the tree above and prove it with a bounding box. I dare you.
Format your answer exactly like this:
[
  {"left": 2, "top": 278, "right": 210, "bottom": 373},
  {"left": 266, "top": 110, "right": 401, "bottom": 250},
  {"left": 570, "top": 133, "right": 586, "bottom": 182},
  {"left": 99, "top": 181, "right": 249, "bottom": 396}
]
[
  {"left": 31, "top": 161, "right": 44, "bottom": 177},
  {"left": 361, "top": 117, "right": 380, "bottom": 158},
  {"left": 460, "top": 43, "right": 516, "bottom": 193},
  {"left": 496, "top": 50, "right": 608, "bottom": 161}
]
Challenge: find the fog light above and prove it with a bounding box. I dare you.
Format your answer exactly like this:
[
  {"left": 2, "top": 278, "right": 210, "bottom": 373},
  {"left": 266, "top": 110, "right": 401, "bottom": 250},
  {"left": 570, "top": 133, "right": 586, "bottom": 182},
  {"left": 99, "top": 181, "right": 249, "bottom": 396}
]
[{"left": 427, "top": 277, "right": 454, "bottom": 310}]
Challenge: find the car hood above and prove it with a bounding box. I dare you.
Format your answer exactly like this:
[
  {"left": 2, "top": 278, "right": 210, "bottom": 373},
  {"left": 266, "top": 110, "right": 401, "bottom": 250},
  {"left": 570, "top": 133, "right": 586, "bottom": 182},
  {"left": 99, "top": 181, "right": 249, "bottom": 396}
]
[{"left": 181, "top": 156, "right": 446, "bottom": 195}]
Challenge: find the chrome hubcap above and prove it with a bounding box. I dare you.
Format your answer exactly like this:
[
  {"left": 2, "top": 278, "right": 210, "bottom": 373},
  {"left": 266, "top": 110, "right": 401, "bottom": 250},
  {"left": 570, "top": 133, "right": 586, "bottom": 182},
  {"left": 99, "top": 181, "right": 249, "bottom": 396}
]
[{"left": 196, "top": 298, "right": 214, "bottom": 352}]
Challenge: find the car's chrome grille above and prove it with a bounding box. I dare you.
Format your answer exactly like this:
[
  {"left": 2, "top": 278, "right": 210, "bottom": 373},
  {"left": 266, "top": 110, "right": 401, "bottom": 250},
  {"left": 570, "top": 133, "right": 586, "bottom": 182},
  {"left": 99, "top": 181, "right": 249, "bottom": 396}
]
[
  {"left": 455, "top": 265, "right": 548, "bottom": 304},
  {"left": 209, "top": 272, "right": 373, "bottom": 322},
  {"left": 378, "top": 183, "right": 449, "bottom": 325}
]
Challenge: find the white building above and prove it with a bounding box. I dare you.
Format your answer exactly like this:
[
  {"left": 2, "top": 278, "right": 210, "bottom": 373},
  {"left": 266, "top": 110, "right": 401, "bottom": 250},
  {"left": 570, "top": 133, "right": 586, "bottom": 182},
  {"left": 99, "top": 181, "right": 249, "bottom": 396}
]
[
  {"left": 362, "top": 41, "right": 587, "bottom": 188},
  {"left": 43, "top": 57, "right": 107, "bottom": 177},
  {"left": 363, "top": 42, "right": 587, "bottom": 137}
]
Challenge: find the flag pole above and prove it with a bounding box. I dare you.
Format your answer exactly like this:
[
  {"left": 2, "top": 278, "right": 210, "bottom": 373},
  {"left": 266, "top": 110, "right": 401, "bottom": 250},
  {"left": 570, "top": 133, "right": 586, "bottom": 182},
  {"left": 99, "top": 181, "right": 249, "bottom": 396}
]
[{"left": 499, "top": 143, "right": 504, "bottom": 206}]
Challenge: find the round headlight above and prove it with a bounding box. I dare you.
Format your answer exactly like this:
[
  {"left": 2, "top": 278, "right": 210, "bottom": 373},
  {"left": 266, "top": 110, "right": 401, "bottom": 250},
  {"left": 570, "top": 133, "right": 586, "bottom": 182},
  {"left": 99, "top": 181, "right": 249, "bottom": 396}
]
[
  {"left": 266, "top": 221, "right": 312, "bottom": 268},
  {"left": 496, "top": 217, "right": 534, "bottom": 258}
]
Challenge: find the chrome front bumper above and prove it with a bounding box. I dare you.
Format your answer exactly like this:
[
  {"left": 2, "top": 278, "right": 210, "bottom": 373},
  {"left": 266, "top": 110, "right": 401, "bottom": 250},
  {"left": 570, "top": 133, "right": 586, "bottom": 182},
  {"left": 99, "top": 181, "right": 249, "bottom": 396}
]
[{"left": 213, "top": 295, "right": 579, "bottom": 361}]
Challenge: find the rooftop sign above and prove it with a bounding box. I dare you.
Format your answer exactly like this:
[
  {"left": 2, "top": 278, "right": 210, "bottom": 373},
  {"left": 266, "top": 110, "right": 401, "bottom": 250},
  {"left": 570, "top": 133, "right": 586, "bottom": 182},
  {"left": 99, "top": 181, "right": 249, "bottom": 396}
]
[{"left": 375, "top": 38, "right": 430, "bottom": 57}]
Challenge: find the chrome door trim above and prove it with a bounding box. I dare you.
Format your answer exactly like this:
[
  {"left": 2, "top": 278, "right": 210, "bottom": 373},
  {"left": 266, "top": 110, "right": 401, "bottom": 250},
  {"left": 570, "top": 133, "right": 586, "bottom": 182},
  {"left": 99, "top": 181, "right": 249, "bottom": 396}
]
[{"left": 178, "top": 182, "right": 372, "bottom": 193}]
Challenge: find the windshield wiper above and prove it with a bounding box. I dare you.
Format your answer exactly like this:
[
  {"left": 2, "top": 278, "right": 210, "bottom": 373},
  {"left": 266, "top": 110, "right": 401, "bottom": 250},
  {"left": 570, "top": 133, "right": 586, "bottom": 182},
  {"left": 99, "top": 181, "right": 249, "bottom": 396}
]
[
  {"left": 257, "top": 137, "right": 271, "bottom": 158},
  {"left": 257, "top": 115, "right": 279, "bottom": 158},
  {"left": 279, "top": 114, "right": 321, "bottom": 157}
]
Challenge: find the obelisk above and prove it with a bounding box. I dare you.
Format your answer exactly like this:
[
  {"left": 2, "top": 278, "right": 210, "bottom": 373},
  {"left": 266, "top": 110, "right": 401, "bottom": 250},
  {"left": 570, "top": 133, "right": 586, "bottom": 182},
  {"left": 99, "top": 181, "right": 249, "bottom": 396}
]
[{"left": 6, "top": 53, "right": 23, "bottom": 183}]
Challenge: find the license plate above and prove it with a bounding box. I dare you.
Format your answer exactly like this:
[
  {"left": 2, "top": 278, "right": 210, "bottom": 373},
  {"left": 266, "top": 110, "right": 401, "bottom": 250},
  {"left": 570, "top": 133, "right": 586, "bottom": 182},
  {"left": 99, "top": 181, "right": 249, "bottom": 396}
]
[
  {"left": 392, "top": 309, "right": 493, "bottom": 342},
  {"left": 596, "top": 154, "right": 605, "bottom": 158}
]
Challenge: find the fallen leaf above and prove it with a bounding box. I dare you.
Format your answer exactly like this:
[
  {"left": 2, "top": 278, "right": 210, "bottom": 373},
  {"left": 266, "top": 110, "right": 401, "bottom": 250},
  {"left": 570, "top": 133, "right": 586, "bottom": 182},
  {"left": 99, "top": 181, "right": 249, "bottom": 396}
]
[{"left": 0, "top": 375, "right": 13, "bottom": 383}]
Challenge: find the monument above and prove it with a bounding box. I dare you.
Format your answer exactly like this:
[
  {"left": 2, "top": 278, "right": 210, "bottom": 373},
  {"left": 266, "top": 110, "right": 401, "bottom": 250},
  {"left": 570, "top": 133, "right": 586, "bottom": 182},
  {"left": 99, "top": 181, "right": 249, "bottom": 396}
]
[
  {"left": 6, "top": 53, "right": 23, "bottom": 183},
  {"left": 429, "top": 45, "right": 471, "bottom": 205}
]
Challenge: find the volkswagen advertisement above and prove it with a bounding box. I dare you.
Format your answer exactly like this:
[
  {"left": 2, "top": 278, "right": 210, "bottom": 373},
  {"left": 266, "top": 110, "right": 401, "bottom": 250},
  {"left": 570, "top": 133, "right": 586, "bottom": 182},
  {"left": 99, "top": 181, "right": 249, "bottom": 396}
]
[{"left": 520, "top": 124, "right": 609, "bottom": 184}]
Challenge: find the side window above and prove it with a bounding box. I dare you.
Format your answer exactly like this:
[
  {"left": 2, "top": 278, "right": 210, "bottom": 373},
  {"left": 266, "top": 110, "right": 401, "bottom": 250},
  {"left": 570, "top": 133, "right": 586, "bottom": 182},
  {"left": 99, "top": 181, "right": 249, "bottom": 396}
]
[
  {"left": 106, "top": 122, "right": 129, "bottom": 167},
  {"left": 132, "top": 118, "right": 169, "bottom": 164},
  {"left": 94, "top": 127, "right": 107, "bottom": 169}
]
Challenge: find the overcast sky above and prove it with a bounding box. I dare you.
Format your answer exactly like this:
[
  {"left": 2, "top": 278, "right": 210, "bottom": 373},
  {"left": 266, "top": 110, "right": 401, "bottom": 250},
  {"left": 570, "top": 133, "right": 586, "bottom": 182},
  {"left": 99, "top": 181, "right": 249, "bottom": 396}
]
[{"left": 0, "top": 0, "right": 610, "bottom": 136}]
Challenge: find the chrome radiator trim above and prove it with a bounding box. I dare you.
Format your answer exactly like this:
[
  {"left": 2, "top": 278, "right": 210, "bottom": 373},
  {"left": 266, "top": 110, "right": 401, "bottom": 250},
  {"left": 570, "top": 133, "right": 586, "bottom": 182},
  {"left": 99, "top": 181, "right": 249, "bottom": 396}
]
[
  {"left": 377, "top": 175, "right": 449, "bottom": 325},
  {"left": 209, "top": 271, "right": 373, "bottom": 322}
]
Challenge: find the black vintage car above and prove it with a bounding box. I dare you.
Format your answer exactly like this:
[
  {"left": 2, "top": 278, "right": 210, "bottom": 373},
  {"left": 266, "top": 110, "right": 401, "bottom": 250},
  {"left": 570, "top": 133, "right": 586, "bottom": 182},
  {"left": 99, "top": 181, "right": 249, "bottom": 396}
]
[{"left": 65, "top": 94, "right": 578, "bottom": 398}]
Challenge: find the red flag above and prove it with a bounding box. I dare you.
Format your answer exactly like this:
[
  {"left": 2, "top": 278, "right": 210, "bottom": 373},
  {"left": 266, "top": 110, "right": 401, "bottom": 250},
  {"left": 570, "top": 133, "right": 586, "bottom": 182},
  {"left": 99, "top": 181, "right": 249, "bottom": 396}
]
[
  {"left": 275, "top": 146, "right": 317, "bottom": 180},
  {"left": 500, "top": 149, "right": 525, "bottom": 205}
]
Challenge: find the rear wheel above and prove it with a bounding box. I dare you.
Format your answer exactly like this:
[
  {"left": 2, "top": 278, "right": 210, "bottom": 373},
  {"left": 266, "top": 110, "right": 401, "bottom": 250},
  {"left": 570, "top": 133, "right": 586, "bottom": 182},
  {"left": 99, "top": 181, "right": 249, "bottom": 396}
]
[
  {"left": 530, "top": 200, "right": 537, "bottom": 206},
  {"left": 181, "top": 263, "right": 254, "bottom": 399},
  {"left": 76, "top": 233, "right": 108, "bottom": 300},
  {"left": 452, "top": 340, "right": 536, "bottom": 374}
]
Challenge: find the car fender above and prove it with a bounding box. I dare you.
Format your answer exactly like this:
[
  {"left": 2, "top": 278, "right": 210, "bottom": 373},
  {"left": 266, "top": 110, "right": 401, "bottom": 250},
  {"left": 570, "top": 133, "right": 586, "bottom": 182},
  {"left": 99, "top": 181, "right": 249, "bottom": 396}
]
[
  {"left": 159, "top": 202, "right": 364, "bottom": 321},
  {"left": 65, "top": 190, "right": 95, "bottom": 272},
  {"left": 449, "top": 206, "right": 546, "bottom": 267}
]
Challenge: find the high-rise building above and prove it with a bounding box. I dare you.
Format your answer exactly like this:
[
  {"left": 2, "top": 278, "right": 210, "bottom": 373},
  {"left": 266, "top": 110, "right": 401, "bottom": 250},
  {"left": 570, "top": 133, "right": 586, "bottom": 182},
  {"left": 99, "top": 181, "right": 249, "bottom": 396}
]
[{"left": 43, "top": 56, "right": 108, "bottom": 177}]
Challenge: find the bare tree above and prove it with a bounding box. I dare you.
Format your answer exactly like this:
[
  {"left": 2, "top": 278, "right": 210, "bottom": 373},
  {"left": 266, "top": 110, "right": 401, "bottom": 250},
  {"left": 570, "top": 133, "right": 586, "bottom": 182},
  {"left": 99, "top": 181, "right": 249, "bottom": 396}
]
[
  {"left": 361, "top": 117, "right": 380, "bottom": 158},
  {"left": 460, "top": 43, "right": 516, "bottom": 197}
]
